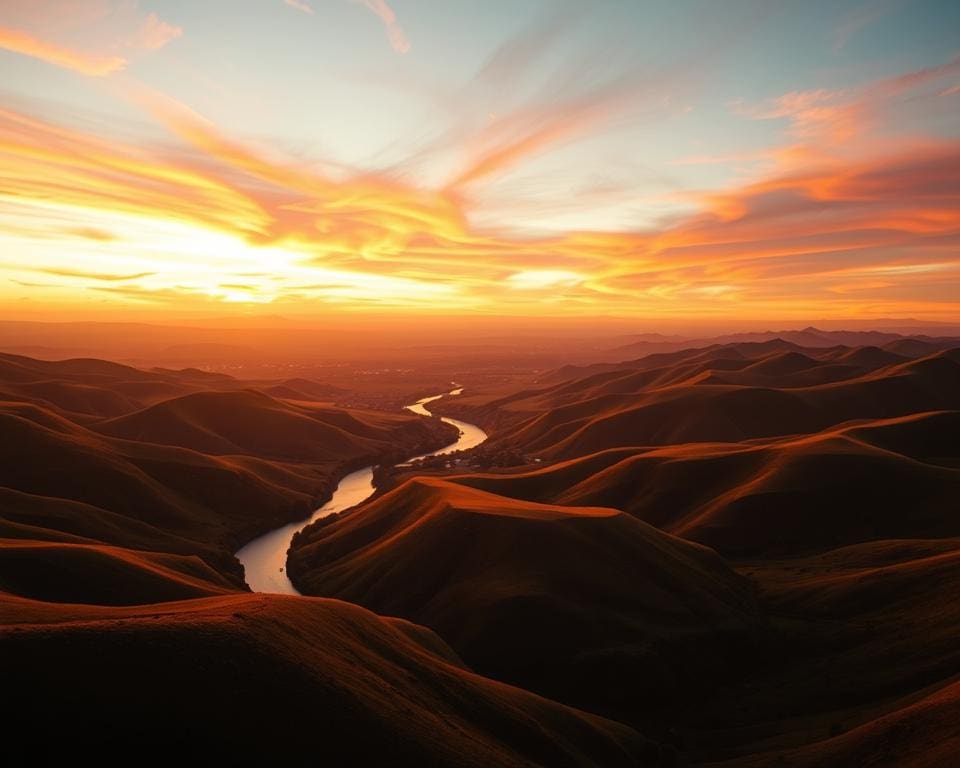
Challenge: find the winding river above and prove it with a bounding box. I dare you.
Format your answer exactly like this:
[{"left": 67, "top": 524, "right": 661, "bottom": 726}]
[{"left": 236, "top": 387, "right": 487, "bottom": 594}]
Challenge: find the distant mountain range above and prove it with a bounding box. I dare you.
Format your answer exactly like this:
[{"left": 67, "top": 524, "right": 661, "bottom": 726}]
[{"left": 606, "top": 325, "right": 960, "bottom": 359}]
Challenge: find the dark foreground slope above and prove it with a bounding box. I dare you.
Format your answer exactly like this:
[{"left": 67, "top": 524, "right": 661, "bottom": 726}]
[
  {"left": 711, "top": 677, "right": 960, "bottom": 768},
  {"left": 687, "top": 538, "right": 960, "bottom": 765},
  {"left": 0, "top": 593, "right": 654, "bottom": 767},
  {"left": 289, "top": 477, "right": 764, "bottom": 716}
]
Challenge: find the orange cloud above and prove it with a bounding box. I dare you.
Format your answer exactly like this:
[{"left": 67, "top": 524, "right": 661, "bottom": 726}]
[
  {"left": 0, "top": 2, "right": 181, "bottom": 76},
  {"left": 0, "top": 25, "right": 125, "bottom": 75},
  {"left": 0, "top": 105, "right": 272, "bottom": 237},
  {"left": 0, "top": 52, "right": 958, "bottom": 322},
  {"left": 752, "top": 89, "right": 862, "bottom": 142},
  {"left": 133, "top": 12, "right": 183, "bottom": 51},
  {"left": 737, "top": 54, "right": 960, "bottom": 147},
  {"left": 449, "top": 105, "right": 608, "bottom": 188}
]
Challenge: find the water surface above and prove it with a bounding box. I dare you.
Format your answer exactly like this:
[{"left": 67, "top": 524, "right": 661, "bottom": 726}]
[{"left": 236, "top": 387, "right": 486, "bottom": 594}]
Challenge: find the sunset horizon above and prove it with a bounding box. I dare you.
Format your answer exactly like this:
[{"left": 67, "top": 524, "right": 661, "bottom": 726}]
[{"left": 2, "top": 0, "right": 958, "bottom": 325}]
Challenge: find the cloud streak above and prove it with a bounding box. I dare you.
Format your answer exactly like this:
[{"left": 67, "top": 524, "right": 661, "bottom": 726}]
[
  {"left": 133, "top": 12, "right": 183, "bottom": 51},
  {"left": 38, "top": 268, "right": 155, "bottom": 281},
  {"left": 422, "top": 2, "right": 758, "bottom": 192},
  {"left": 0, "top": 25, "right": 125, "bottom": 76},
  {"left": 832, "top": 0, "right": 902, "bottom": 51},
  {"left": 284, "top": 0, "right": 314, "bottom": 15},
  {"left": 353, "top": 0, "right": 410, "bottom": 53},
  {"left": 0, "top": 2, "right": 181, "bottom": 77},
  {"left": 736, "top": 54, "right": 960, "bottom": 147}
]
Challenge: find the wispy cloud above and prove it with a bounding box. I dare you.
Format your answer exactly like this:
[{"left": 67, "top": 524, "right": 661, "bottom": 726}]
[
  {"left": 0, "top": 1, "right": 181, "bottom": 76},
  {"left": 133, "top": 12, "right": 183, "bottom": 51},
  {"left": 38, "top": 268, "right": 154, "bottom": 281},
  {"left": 421, "top": 2, "right": 761, "bottom": 192},
  {"left": 352, "top": 0, "right": 410, "bottom": 54},
  {"left": 736, "top": 88, "right": 860, "bottom": 142},
  {"left": 832, "top": 0, "right": 902, "bottom": 51},
  {"left": 735, "top": 54, "right": 960, "bottom": 146},
  {"left": 284, "top": 0, "right": 314, "bottom": 15},
  {"left": 0, "top": 26, "right": 125, "bottom": 76},
  {"left": 67, "top": 227, "right": 117, "bottom": 242}
]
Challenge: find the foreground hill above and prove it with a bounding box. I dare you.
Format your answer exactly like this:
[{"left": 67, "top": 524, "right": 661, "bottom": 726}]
[
  {"left": 289, "top": 476, "right": 764, "bottom": 715},
  {"left": 687, "top": 537, "right": 960, "bottom": 766},
  {"left": 1, "top": 593, "right": 654, "bottom": 766},
  {"left": 713, "top": 677, "right": 960, "bottom": 768}
]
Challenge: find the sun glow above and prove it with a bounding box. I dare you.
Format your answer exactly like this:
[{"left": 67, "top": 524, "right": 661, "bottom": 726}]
[{"left": 0, "top": 200, "right": 463, "bottom": 309}]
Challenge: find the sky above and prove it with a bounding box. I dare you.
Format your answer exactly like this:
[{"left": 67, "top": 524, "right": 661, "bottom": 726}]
[{"left": 0, "top": 0, "right": 958, "bottom": 325}]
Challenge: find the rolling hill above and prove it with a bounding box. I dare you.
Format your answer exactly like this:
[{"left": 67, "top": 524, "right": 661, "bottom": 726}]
[
  {"left": 5, "top": 341, "right": 960, "bottom": 765},
  {"left": 94, "top": 389, "right": 445, "bottom": 461},
  {"left": 289, "top": 476, "right": 765, "bottom": 715},
  {"left": 433, "top": 343, "right": 960, "bottom": 459},
  {"left": 607, "top": 326, "right": 960, "bottom": 362},
  {"left": 449, "top": 410, "right": 960, "bottom": 557},
  {"left": 0, "top": 353, "right": 456, "bottom": 603}
]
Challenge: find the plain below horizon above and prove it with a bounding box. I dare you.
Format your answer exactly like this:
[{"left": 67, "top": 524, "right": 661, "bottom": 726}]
[{"left": 0, "top": 318, "right": 958, "bottom": 373}]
